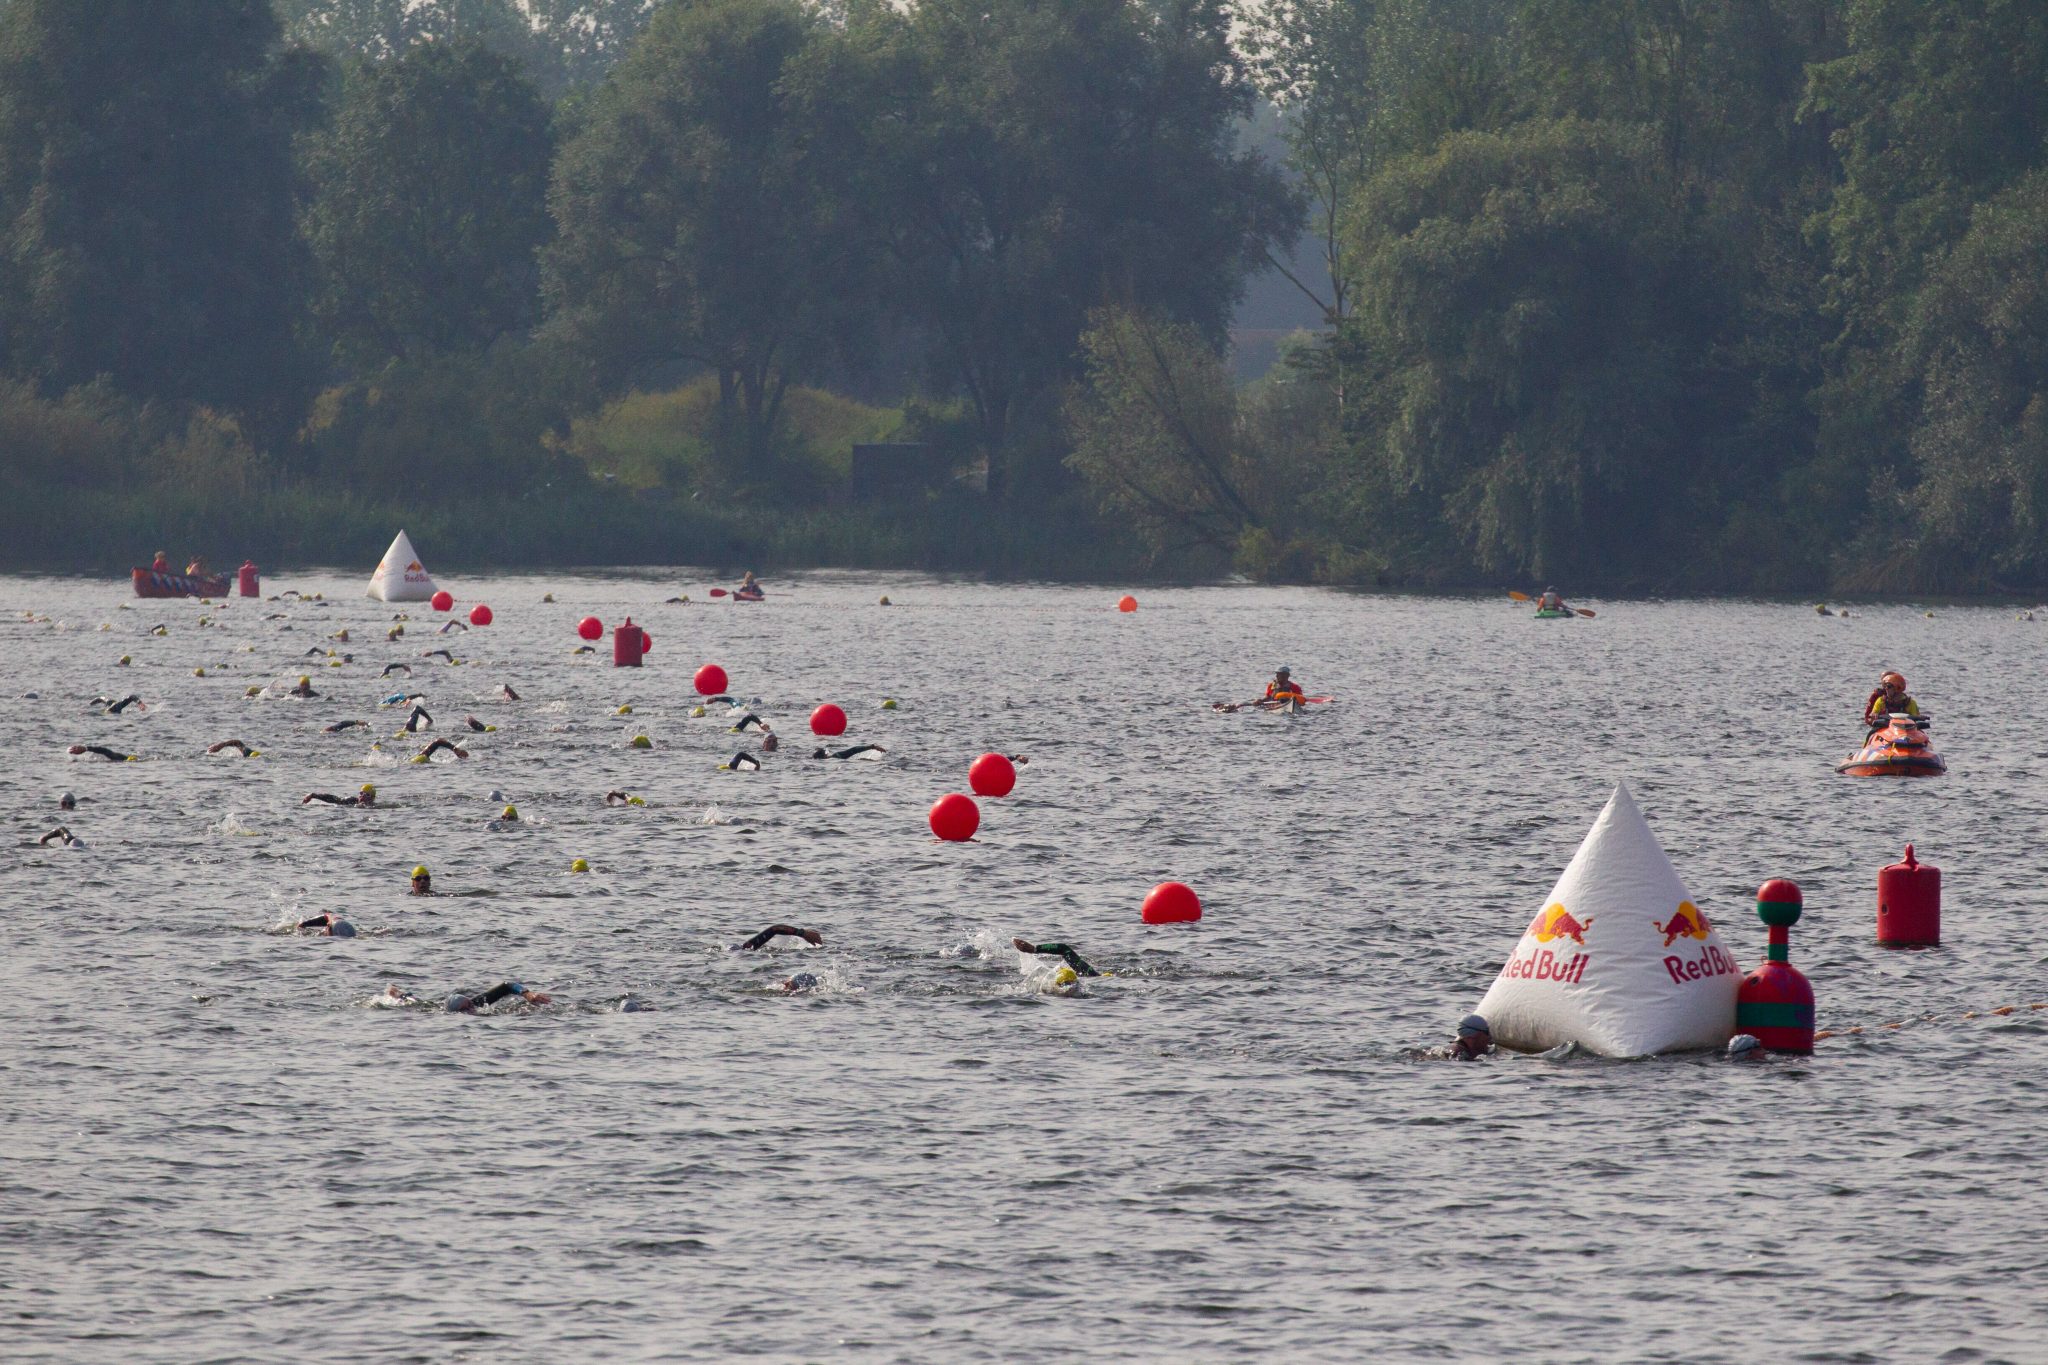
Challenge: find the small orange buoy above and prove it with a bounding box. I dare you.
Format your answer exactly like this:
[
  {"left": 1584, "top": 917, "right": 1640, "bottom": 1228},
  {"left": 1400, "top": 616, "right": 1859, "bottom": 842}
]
[
  {"left": 929, "top": 793, "right": 979, "bottom": 842},
  {"left": 968, "top": 752, "right": 1016, "bottom": 797},
  {"left": 811, "top": 703, "right": 848, "bottom": 736},
  {"left": 577, "top": 616, "right": 603, "bottom": 641},
  {"left": 1142, "top": 881, "right": 1201, "bottom": 924},
  {"left": 1117, "top": 594, "right": 1138, "bottom": 613},
  {"left": 469, "top": 603, "right": 493, "bottom": 626},
  {"left": 431, "top": 590, "right": 454, "bottom": 612}
]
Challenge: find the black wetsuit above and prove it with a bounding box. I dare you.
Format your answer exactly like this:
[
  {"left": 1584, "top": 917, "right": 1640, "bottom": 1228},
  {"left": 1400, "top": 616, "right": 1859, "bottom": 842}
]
[
  {"left": 811, "top": 745, "right": 884, "bottom": 759},
  {"left": 740, "top": 924, "right": 822, "bottom": 950},
  {"left": 325, "top": 719, "right": 368, "bottom": 732},
  {"left": 449, "top": 982, "right": 525, "bottom": 1013},
  {"left": 733, "top": 713, "right": 771, "bottom": 733},
  {"left": 105, "top": 695, "right": 145, "bottom": 714},
  {"left": 726, "top": 752, "right": 762, "bottom": 771},
  {"left": 403, "top": 705, "right": 433, "bottom": 733},
  {"left": 1020, "top": 942, "right": 1099, "bottom": 977},
  {"left": 304, "top": 792, "right": 368, "bottom": 806},
  {"left": 463, "top": 716, "right": 488, "bottom": 732},
  {"left": 381, "top": 663, "right": 412, "bottom": 677},
  {"left": 73, "top": 745, "right": 132, "bottom": 761},
  {"left": 298, "top": 912, "right": 357, "bottom": 938},
  {"left": 421, "top": 650, "right": 453, "bottom": 662},
  {"left": 418, "top": 738, "right": 466, "bottom": 760}
]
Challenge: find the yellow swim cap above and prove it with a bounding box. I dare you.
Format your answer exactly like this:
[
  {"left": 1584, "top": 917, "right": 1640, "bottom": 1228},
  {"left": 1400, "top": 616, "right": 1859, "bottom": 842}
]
[
  {"left": 1053, "top": 966, "right": 1079, "bottom": 987},
  {"left": 690, "top": 705, "right": 706, "bottom": 718},
  {"left": 628, "top": 795, "right": 645, "bottom": 806},
  {"left": 119, "top": 655, "right": 131, "bottom": 665},
  {"left": 501, "top": 804, "right": 518, "bottom": 819},
  {"left": 298, "top": 675, "right": 310, "bottom": 685},
  {"left": 880, "top": 698, "right": 898, "bottom": 710},
  {"left": 412, "top": 866, "right": 429, "bottom": 878},
  {"left": 630, "top": 735, "right": 652, "bottom": 749},
  {"left": 616, "top": 704, "right": 633, "bottom": 715},
  {"left": 570, "top": 858, "right": 589, "bottom": 873},
  {"left": 360, "top": 783, "right": 375, "bottom": 794}
]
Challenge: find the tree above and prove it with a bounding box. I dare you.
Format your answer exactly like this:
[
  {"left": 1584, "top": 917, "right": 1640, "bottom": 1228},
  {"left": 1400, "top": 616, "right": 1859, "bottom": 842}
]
[
  {"left": 830, "top": 0, "right": 1299, "bottom": 497},
  {"left": 0, "top": 0, "right": 321, "bottom": 428},
  {"left": 302, "top": 39, "right": 553, "bottom": 368},
  {"left": 1337, "top": 119, "right": 1716, "bottom": 580},
  {"left": 543, "top": 0, "right": 870, "bottom": 477},
  {"left": 275, "top": 0, "right": 657, "bottom": 96}
]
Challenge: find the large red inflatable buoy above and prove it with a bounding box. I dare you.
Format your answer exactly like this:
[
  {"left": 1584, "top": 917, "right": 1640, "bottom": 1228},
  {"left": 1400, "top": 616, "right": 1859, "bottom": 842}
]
[
  {"left": 811, "top": 703, "right": 847, "bottom": 736},
  {"left": 1877, "top": 844, "right": 1941, "bottom": 946},
  {"left": 694, "top": 664, "right": 727, "bottom": 696},
  {"left": 929, "top": 793, "right": 979, "bottom": 842},
  {"left": 969, "top": 752, "right": 1016, "bottom": 797},
  {"left": 1142, "top": 881, "right": 1201, "bottom": 924},
  {"left": 431, "top": 590, "right": 454, "bottom": 612},
  {"left": 469, "top": 603, "right": 493, "bottom": 626},
  {"left": 577, "top": 616, "right": 603, "bottom": 641}
]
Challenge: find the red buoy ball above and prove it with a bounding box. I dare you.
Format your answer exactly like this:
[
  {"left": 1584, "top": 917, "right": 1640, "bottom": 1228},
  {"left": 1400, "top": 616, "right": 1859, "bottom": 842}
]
[
  {"left": 694, "top": 663, "right": 727, "bottom": 696},
  {"left": 929, "top": 793, "right": 979, "bottom": 842},
  {"left": 969, "top": 752, "right": 1016, "bottom": 797},
  {"left": 638, "top": 631, "right": 651, "bottom": 652},
  {"left": 810, "top": 702, "right": 848, "bottom": 736},
  {"left": 1118, "top": 594, "right": 1138, "bottom": 613},
  {"left": 430, "top": 590, "right": 454, "bottom": 612},
  {"left": 1142, "top": 881, "right": 1201, "bottom": 924},
  {"left": 577, "top": 616, "right": 603, "bottom": 641},
  {"left": 468, "top": 603, "right": 493, "bottom": 627}
]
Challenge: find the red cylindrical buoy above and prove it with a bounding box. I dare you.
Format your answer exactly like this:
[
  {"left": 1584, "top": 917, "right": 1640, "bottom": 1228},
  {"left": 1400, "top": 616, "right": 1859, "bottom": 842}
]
[
  {"left": 1735, "top": 878, "right": 1815, "bottom": 1054},
  {"left": 237, "top": 561, "right": 260, "bottom": 597},
  {"left": 1117, "top": 594, "right": 1138, "bottom": 613},
  {"left": 811, "top": 703, "right": 847, "bottom": 737},
  {"left": 1142, "top": 881, "right": 1201, "bottom": 924},
  {"left": 968, "top": 752, "right": 1016, "bottom": 797},
  {"left": 577, "top": 615, "right": 604, "bottom": 642},
  {"left": 469, "top": 603, "right": 493, "bottom": 627},
  {"left": 694, "top": 663, "right": 727, "bottom": 695},
  {"left": 613, "top": 617, "right": 646, "bottom": 667},
  {"left": 430, "top": 590, "right": 454, "bottom": 612},
  {"left": 1877, "top": 843, "right": 1940, "bottom": 946},
  {"left": 929, "top": 793, "right": 979, "bottom": 842}
]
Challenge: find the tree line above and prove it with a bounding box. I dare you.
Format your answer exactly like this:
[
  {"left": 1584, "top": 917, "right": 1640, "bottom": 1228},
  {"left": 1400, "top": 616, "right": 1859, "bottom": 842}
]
[{"left": 1, "top": 0, "right": 2044, "bottom": 592}]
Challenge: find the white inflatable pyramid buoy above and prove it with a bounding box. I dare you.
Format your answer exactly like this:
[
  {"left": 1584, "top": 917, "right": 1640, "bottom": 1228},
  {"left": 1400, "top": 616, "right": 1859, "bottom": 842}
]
[
  {"left": 1473, "top": 783, "right": 1739, "bottom": 1057},
  {"left": 366, "top": 530, "right": 435, "bottom": 602}
]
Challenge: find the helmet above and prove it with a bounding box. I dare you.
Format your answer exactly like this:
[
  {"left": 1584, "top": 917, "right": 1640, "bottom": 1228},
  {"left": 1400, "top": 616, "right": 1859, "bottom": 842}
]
[
  {"left": 1276, "top": 665, "right": 1291, "bottom": 675},
  {"left": 1881, "top": 671, "right": 1906, "bottom": 691}
]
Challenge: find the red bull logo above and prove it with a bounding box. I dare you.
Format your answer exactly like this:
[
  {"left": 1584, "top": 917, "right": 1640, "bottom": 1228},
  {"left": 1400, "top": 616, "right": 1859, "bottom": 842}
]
[
  {"left": 1653, "top": 900, "right": 1711, "bottom": 947},
  {"left": 406, "top": 560, "right": 423, "bottom": 572},
  {"left": 1528, "top": 903, "right": 1593, "bottom": 945}
]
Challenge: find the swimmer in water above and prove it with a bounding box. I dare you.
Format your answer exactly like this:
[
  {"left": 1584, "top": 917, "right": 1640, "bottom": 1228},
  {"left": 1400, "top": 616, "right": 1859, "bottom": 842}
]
[
  {"left": 68, "top": 744, "right": 135, "bottom": 762},
  {"left": 402, "top": 704, "right": 433, "bottom": 733},
  {"left": 731, "top": 712, "right": 772, "bottom": 733},
  {"left": 38, "top": 826, "right": 84, "bottom": 847},
  {"left": 410, "top": 865, "right": 433, "bottom": 895},
  {"left": 207, "top": 739, "right": 259, "bottom": 758},
  {"left": 739, "top": 924, "right": 823, "bottom": 950},
  {"left": 297, "top": 912, "right": 357, "bottom": 938},
  {"left": 499, "top": 683, "right": 521, "bottom": 701},
  {"left": 438, "top": 620, "right": 467, "bottom": 634},
  {"left": 288, "top": 676, "right": 319, "bottom": 698},
  {"left": 415, "top": 738, "right": 468, "bottom": 761},
  {"left": 604, "top": 790, "right": 645, "bottom": 807},
  {"left": 324, "top": 719, "right": 369, "bottom": 733},
  {"left": 462, "top": 715, "right": 493, "bottom": 732},
  {"left": 1726, "top": 1034, "right": 1764, "bottom": 1059},
  {"left": 99, "top": 694, "right": 147, "bottom": 714},
  {"left": 304, "top": 783, "right": 376, "bottom": 807},
  {"left": 761, "top": 731, "right": 779, "bottom": 753},
  {"left": 1448, "top": 1014, "right": 1493, "bottom": 1060},
  {"left": 494, "top": 804, "right": 520, "bottom": 823},
  {"left": 420, "top": 649, "right": 453, "bottom": 663},
  {"left": 811, "top": 744, "right": 886, "bottom": 760},
  {"left": 58, "top": 792, "right": 76, "bottom": 811},
  {"left": 782, "top": 972, "right": 820, "bottom": 994},
  {"left": 1012, "top": 939, "right": 1100, "bottom": 977},
  {"left": 721, "top": 752, "right": 761, "bottom": 771},
  {"left": 1045, "top": 966, "right": 1081, "bottom": 996},
  {"left": 381, "top": 662, "right": 412, "bottom": 677},
  {"left": 381, "top": 691, "right": 424, "bottom": 707},
  {"left": 381, "top": 981, "right": 553, "bottom": 1012}
]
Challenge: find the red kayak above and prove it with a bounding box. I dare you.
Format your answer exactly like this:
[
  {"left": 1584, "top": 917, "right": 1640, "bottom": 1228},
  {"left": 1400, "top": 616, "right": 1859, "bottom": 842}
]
[
  {"left": 1838, "top": 713, "right": 1945, "bottom": 777},
  {"left": 132, "top": 567, "right": 230, "bottom": 598}
]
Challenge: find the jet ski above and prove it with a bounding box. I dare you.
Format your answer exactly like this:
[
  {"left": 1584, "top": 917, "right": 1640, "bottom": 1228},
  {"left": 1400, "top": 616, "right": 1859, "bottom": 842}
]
[{"left": 1838, "top": 713, "right": 1945, "bottom": 777}]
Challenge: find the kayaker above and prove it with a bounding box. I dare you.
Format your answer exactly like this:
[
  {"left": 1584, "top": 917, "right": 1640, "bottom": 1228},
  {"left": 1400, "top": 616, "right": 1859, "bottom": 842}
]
[
  {"left": 1448, "top": 1014, "right": 1493, "bottom": 1060},
  {"left": 151, "top": 551, "right": 169, "bottom": 572},
  {"left": 1264, "top": 666, "right": 1306, "bottom": 703},
  {"left": 1863, "top": 671, "right": 1921, "bottom": 727},
  {"left": 1536, "top": 587, "right": 1570, "bottom": 613},
  {"left": 735, "top": 571, "right": 765, "bottom": 602},
  {"left": 304, "top": 784, "right": 376, "bottom": 807},
  {"left": 738, "top": 924, "right": 824, "bottom": 950},
  {"left": 1013, "top": 939, "right": 1100, "bottom": 977}
]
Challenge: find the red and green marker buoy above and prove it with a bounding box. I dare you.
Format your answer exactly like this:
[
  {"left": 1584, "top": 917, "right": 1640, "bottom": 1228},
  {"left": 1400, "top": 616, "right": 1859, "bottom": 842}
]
[{"left": 1736, "top": 878, "right": 1814, "bottom": 1053}]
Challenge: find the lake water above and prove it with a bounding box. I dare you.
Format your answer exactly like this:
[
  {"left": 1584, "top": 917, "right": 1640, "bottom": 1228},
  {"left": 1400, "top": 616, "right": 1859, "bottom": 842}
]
[{"left": 2, "top": 571, "right": 2044, "bottom": 1362}]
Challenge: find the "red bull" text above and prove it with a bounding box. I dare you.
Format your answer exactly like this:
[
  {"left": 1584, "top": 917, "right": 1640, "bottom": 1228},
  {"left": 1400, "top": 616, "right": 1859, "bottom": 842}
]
[
  {"left": 1499, "top": 947, "right": 1589, "bottom": 984},
  {"left": 1663, "top": 945, "right": 1738, "bottom": 983}
]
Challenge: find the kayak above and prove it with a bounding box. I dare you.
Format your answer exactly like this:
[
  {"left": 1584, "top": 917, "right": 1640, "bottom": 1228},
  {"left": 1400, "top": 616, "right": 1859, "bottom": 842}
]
[
  {"left": 132, "top": 567, "right": 230, "bottom": 598},
  {"left": 1838, "top": 714, "right": 1945, "bottom": 777},
  {"left": 1534, "top": 609, "right": 1572, "bottom": 619}
]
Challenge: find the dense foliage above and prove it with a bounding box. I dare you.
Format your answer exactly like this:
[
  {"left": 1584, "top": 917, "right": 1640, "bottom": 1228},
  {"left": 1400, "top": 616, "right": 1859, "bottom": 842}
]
[{"left": 1, "top": 0, "right": 2046, "bottom": 590}]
